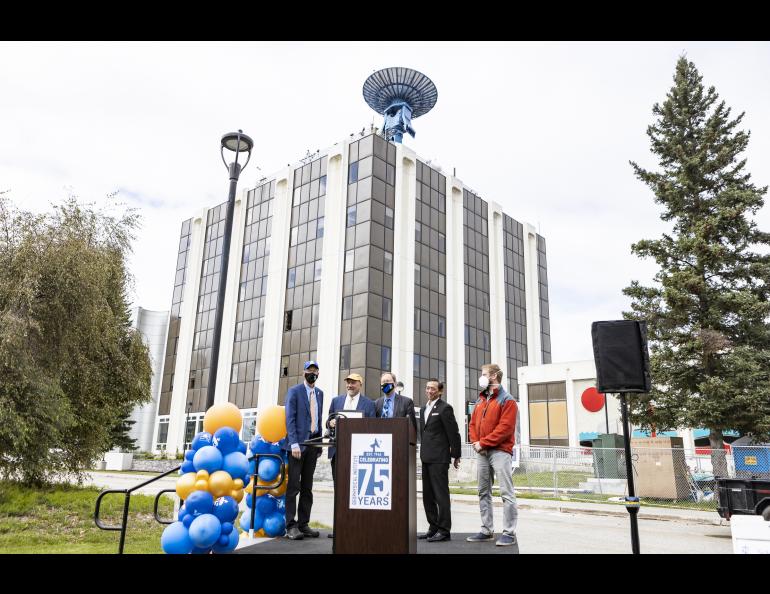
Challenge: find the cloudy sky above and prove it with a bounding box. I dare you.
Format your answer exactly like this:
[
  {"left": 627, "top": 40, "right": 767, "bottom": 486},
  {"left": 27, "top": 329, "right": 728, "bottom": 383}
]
[{"left": 2, "top": 41, "right": 769, "bottom": 362}]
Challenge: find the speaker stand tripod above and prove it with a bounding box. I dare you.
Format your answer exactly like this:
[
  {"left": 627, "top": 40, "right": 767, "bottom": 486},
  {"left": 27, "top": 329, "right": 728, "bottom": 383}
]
[{"left": 619, "top": 393, "right": 641, "bottom": 554}]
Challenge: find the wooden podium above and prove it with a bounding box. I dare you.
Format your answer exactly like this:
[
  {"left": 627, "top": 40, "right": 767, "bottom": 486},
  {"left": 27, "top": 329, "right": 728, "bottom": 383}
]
[{"left": 333, "top": 417, "right": 416, "bottom": 554}]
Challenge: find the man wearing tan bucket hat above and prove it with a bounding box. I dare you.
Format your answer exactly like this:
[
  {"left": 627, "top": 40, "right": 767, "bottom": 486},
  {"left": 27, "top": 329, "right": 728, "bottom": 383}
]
[{"left": 325, "top": 372, "right": 376, "bottom": 538}]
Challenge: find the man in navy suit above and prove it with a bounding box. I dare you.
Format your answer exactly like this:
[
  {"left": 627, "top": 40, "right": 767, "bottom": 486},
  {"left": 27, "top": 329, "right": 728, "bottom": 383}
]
[
  {"left": 283, "top": 360, "right": 324, "bottom": 540},
  {"left": 325, "top": 372, "right": 375, "bottom": 539}
]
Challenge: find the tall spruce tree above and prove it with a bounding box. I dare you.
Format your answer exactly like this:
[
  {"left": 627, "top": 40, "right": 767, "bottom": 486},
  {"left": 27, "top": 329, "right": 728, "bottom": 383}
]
[{"left": 624, "top": 56, "right": 770, "bottom": 476}]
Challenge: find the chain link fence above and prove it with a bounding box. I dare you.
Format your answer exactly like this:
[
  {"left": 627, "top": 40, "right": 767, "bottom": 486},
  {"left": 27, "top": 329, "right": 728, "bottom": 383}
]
[{"left": 416, "top": 444, "right": 770, "bottom": 511}]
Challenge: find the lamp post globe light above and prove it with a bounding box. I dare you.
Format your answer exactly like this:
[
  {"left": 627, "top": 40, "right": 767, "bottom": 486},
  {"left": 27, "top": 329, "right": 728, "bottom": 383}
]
[{"left": 206, "top": 130, "right": 254, "bottom": 410}]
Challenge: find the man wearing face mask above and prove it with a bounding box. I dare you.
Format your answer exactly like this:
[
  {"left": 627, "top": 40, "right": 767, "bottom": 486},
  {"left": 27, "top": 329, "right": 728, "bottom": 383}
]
[
  {"left": 283, "top": 361, "right": 324, "bottom": 540},
  {"left": 466, "top": 363, "right": 519, "bottom": 547},
  {"left": 375, "top": 372, "right": 417, "bottom": 432}
]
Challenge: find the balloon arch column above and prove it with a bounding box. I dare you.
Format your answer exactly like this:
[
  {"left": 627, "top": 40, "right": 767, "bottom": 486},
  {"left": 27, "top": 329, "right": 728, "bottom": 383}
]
[{"left": 161, "top": 403, "right": 289, "bottom": 554}]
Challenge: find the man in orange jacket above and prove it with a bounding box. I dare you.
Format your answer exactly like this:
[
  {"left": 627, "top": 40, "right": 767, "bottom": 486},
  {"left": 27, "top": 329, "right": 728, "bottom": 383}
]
[{"left": 466, "top": 363, "right": 519, "bottom": 546}]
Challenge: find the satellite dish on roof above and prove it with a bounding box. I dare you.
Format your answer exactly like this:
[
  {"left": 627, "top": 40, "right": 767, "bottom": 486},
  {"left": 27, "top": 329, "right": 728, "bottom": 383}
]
[{"left": 363, "top": 67, "right": 438, "bottom": 144}]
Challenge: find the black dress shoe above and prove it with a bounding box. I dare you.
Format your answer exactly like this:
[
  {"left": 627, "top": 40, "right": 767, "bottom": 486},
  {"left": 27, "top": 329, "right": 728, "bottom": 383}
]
[
  {"left": 299, "top": 526, "right": 320, "bottom": 538},
  {"left": 286, "top": 526, "right": 304, "bottom": 540},
  {"left": 418, "top": 532, "right": 436, "bottom": 540},
  {"left": 327, "top": 532, "right": 334, "bottom": 538},
  {"left": 427, "top": 532, "right": 450, "bottom": 542}
]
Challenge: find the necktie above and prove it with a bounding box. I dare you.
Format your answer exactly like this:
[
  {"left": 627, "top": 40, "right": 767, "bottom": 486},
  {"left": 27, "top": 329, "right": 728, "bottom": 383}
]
[
  {"left": 383, "top": 397, "right": 392, "bottom": 419},
  {"left": 310, "top": 389, "right": 317, "bottom": 433}
]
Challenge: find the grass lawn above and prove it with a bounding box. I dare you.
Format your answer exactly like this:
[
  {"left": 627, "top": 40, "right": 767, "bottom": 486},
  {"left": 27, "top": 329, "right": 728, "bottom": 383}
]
[{"left": 0, "top": 480, "right": 174, "bottom": 554}]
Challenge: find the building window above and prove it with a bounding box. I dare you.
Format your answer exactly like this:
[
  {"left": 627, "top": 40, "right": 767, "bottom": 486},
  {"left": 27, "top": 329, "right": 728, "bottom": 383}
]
[
  {"left": 384, "top": 251, "right": 393, "bottom": 275},
  {"left": 155, "top": 418, "right": 169, "bottom": 451},
  {"left": 528, "top": 382, "right": 568, "bottom": 446},
  {"left": 381, "top": 346, "right": 391, "bottom": 370},
  {"left": 349, "top": 161, "right": 359, "bottom": 184},
  {"left": 287, "top": 267, "right": 296, "bottom": 288},
  {"left": 342, "top": 296, "right": 353, "bottom": 320},
  {"left": 347, "top": 206, "right": 357, "bottom": 228},
  {"left": 385, "top": 206, "right": 394, "bottom": 229},
  {"left": 317, "top": 217, "right": 325, "bottom": 238},
  {"left": 284, "top": 310, "right": 293, "bottom": 331},
  {"left": 241, "top": 411, "right": 257, "bottom": 442},
  {"left": 382, "top": 297, "right": 392, "bottom": 322},
  {"left": 188, "top": 370, "right": 196, "bottom": 389},
  {"left": 340, "top": 345, "right": 351, "bottom": 369}
]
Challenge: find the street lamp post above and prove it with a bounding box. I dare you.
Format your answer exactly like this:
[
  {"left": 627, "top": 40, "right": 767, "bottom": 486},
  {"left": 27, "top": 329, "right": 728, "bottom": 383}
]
[{"left": 206, "top": 130, "right": 254, "bottom": 410}]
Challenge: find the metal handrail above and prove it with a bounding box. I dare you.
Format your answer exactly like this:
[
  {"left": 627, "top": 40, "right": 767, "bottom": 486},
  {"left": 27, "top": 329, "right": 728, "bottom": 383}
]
[
  {"left": 154, "top": 489, "right": 178, "bottom": 525},
  {"left": 93, "top": 464, "right": 181, "bottom": 554},
  {"left": 246, "top": 453, "right": 286, "bottom": 537}
]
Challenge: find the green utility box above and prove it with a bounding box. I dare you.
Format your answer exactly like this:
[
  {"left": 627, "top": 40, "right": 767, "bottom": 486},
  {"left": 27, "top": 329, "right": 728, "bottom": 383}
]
[{"left": 592, "top": 433, "right": 627, "bottom": 479}]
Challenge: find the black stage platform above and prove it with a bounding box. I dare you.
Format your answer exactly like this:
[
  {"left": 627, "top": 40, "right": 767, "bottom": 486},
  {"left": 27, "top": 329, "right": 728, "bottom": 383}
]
[{"left": 234, "top": 530, "right": 519, "bottom": 554}]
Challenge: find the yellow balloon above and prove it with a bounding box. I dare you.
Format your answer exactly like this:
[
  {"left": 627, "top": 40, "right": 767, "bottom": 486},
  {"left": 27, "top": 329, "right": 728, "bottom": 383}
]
[
  {"left": 203, "top": 402, "right": 243, "bottom": 435},
  {"left": 244, "top": 478, "right": 255, "bottom": 492},
  {"left": 257, "top": 405, "right": 287, "bottom": 443},
  {"left": 176, "top": 472, "right": 197, "bottom": 500},
  {"left": 208, "top": 470, "right": 234, "bottom": 498},
  {"left": 256, "top": 528, "right": 266, "bottom": 537},
  {"left": 195, "top": 479, "right": 209, "bottom": 491},
  {"left": 233, "top": 478, "right": 244, "bottom": 490},
  {"left": 196, "top": 470, "right": 210, "bottom": 480},
  {"left": 231, "top": 488, "right": 244, "bottom": 503}
]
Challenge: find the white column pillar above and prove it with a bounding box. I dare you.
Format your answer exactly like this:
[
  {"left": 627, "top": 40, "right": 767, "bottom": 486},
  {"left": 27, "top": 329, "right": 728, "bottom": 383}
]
[
  {"left": 392, "top": 144, "right": 417, "bottom": 393},
  {"left": 166, "top": 209, "right": 207, "bottom": 456},
  {"left": 487, "top": 204, "right": 508, "bottom": 382},
  {"left": 522, "top": 223, "right": 542, "bottom": 366},
  {"left": 258, "top": 168, "right": 293, "bottom": 408},
  {"left": 316, "top": 142, "right": 348, "bottom": 423},
  {"left": 445, "top": 178, "right": 467, "bottom": 439}
]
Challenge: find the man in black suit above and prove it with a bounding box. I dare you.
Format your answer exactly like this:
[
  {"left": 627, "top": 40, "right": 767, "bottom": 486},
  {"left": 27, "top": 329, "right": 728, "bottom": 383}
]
[
  {"left": 418, "top": 379, "right": 461, "bottom": 542},
  {"left": 375, "top": 372, "right": 417, "bottom": 432}
]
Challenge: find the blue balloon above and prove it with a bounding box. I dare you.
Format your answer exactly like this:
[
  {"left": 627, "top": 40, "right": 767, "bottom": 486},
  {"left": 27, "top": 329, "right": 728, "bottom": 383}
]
[
  {"left": 217, "top": 534, "right": 229, "bottom": 547},
  {"left": 213, "top": 427, "right": 241, "bottom": 454},
  {"left": 221, "top": 521, "right": 233, "bottom": 535},
  {"left": 258, "top": 458, "right": 280, "bottom": 482},
  {"left": 191, "top": 431, "right": 214, "bottom": 451},
  {"left": 212, "top": 527, "right": 240, "bottom": 553},
  {"left": 180, "top": 460, "right": 195, "bottom": 474},
  {"left": 177, "top": 506, "right": 188, "bottom": 522},
  {"left": 237, "top": 440, "right": 247, "bottom": 454},
  {"left": 184, "top": 490, "right": 214, "bottom": 517},
  {"left": 274, "top": 497, "right": 286, "bottom": 512},
  {"left": 184, "top": 449, "right": 195, "bottom": 461},
  {"left": 212, "top": 496, "right": 239, "bottom": 524},
  {"left": 223, "top": 452, "right": 249, "bottom": 479},
  {"left": 188, "top": 514, "right": 222, "bottom": 549},
  {"left": 249, "top": 436, "right": 272, "bottom": 455},
  {"left": 262, "top": 512, "right": 286, "bottom": 537},
  {"left": 161, "top": 522, "right": 194, "bottom": 554},
  {"left": 239, "top": 508, "right": 263, "bottom": 532},
  {"left": 268, "top": 442, "right": 282, "bottom": 455},
  {"left": 182, "top": 514, "right": 194, "bottom": 528},
  {"left": 256, "top": 494, "right": 277, "bottom": 516},
  {"left": 248, "top": 459, "right": 257, "bottom": 476},
  {"left": 193, "top": 446, "right": 223, "bottom": 474}
]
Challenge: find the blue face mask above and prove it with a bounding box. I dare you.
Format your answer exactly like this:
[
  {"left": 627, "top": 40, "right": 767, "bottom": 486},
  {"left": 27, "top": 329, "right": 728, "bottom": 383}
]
[{"left": 381, "top": 383, "right": 395, "bottom": 395}]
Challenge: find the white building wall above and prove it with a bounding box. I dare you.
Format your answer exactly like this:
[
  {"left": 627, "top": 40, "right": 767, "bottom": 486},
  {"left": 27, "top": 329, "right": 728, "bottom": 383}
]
[
  {"left": 257, "top": 168, "right": 293, "bottom": 409},
  {"left": 445, "top": 176, "right": 468, "bottom": 437},
  {"left": 391, "top": 144, "right": 417, "bottom": 400},
  {"left": 162, "top": 209, "right": 207, "bottom": 455},
  {"left": 522, "top": 223, "right": 542, "bottom": 366},
  {"left": 315, "top": 142, "right": 348, "bottom": 422},
  {"left": 129, "top": 307, "right": 169, "bottom": 452}
]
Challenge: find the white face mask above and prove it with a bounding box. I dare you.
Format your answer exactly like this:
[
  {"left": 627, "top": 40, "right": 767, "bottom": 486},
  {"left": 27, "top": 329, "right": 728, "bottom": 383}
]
[{"left": 478, "top": 376, "right": 490, "bottom": 390}]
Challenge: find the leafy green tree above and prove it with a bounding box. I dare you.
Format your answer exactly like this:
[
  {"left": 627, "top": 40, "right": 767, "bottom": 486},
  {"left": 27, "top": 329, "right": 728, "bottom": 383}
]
[
  {"left": 0, "top": 193, "right": 151, "bottom": 486},
  {"left": 624, "top": 56, "right": 770, "bottom": 476}
]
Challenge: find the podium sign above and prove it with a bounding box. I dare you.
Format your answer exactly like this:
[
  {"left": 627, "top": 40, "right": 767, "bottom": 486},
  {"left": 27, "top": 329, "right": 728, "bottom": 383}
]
[
  {"left": 349, "top": 434, "right": 392, "bottom": 510},
  {"left": 334, "top": 418, "right": 416, "bottom": 554}
]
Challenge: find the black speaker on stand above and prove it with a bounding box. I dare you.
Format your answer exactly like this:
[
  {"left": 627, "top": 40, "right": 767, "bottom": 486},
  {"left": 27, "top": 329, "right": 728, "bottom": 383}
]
[{"left": 591, "top": 320, "right": 651, "bottom": 555}]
